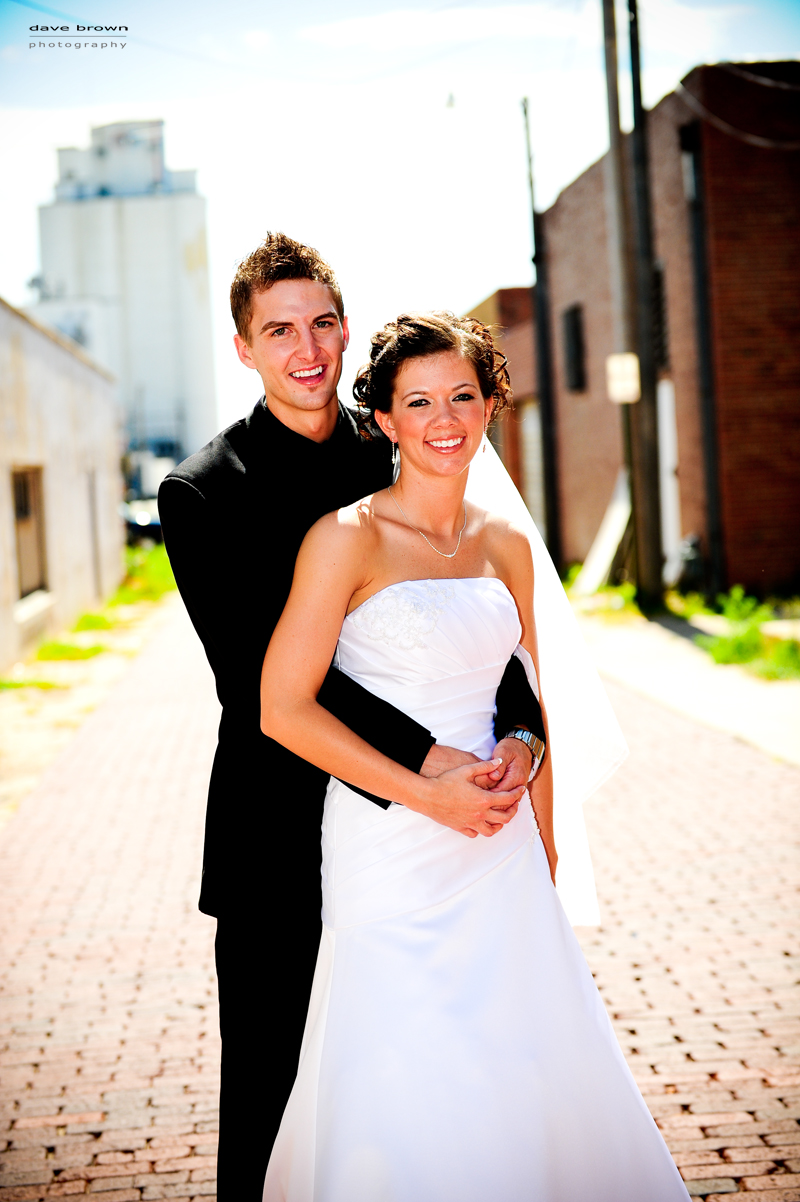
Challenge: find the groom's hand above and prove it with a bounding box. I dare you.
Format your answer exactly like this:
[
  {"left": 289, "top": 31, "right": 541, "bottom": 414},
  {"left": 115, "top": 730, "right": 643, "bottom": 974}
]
[
  {"left": 419, "top": 743, "right": 480, "bottom": 778},
  {"left": 419, "top": 740, "right": 532, "bottom": 798}
]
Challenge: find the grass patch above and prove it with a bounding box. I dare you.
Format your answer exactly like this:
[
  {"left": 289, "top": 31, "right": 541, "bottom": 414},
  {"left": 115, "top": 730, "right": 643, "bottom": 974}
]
[
  {"left": 570, "top": 578, "right": 642, "bottom": 617},
  {"left": 73, "top": 612, "right": 115, "bottom": 631},
  {"left": 749, "top": 639, "right": 800, "bottom": 681},
  {"left": 109, "top": 543, "right": 176, "bottom": 606},
  {"left": 665, "top": 590, "right": 713, "bottom": 620},
  {"left": 597, "top": 580, "right": 640, "bottom": 614},
  {"left": 696, "top": 628, "right": 762, "bottom": 664},
  {"left": 692, "top": 585, "right": 800, "bottom": 681},
  {"left": 36, "top": 642, "right": 105, "bottom": 661},
  {"left": 718, "top": 584, "right": 773, "bottom": 628},
  {"left": 0, "top": 678, "right": 60, "bottom": 690}
]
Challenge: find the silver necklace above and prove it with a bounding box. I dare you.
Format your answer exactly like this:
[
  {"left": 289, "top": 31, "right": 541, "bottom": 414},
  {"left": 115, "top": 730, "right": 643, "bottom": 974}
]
[{"left": 387, "top": 487, "right": 467, "bottom": 560}]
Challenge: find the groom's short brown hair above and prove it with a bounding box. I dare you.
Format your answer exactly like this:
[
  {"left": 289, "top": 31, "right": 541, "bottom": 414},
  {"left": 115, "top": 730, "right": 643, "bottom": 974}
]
[{"left": 231, "top": 232, "right": 344, "bottom": 342}]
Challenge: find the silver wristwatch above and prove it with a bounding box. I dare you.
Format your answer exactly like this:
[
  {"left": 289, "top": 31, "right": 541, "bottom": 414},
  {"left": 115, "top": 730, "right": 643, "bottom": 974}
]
[{"left": 504, "top": 728, "right": 546, "bottom": 782}]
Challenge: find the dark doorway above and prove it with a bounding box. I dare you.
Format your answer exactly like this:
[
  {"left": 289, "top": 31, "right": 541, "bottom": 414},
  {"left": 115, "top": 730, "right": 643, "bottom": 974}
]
[{"left": 13, "top": 467, "right": 47, "bottom": 598}]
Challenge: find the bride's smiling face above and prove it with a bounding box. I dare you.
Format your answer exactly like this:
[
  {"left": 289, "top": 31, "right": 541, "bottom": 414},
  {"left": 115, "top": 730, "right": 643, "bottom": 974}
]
[{"left": 375, "top": 351, "right": 492, "bottom": 477}]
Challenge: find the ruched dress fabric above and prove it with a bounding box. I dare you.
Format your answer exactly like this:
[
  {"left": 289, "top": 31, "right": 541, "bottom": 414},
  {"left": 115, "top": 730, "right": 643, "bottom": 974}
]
[{"left": 263, "top": 578, "right": 688, "bottom": 1202}]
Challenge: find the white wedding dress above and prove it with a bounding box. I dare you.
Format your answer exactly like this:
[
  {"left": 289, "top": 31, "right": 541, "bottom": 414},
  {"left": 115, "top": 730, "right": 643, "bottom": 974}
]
[{"left": 264, "top": 577, "right": 688, "bottom": 1202}]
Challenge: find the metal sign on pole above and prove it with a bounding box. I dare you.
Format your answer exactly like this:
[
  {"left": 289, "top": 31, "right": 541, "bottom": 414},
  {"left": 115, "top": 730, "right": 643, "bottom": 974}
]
[
  {"left": 606, "top": 352, "right": 641, "bottom": 404},
  {"left": 521, "top": 98, "right": 562, "bottom": 572}
]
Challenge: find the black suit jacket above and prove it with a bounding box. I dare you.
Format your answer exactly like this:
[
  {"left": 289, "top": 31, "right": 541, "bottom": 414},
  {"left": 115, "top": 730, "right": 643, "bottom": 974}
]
[{"left": 159, "top": 399, "right": 540, "bottom": 917}]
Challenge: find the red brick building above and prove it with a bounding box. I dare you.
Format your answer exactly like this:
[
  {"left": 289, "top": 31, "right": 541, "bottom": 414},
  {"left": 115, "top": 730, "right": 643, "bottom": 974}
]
[{"left": 474, "top": 62, "right": 800, "bottom": 594}]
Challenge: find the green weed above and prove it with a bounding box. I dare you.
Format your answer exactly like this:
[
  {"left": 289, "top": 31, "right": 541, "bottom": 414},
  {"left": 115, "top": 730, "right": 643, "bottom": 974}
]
[
  {"left": 692, "top": 585, "right": 800, "bottom": 680},
  {"left": 665, "top": 590, "right": 712, "bottom": 620},
  {"left": 74, "top": 612, "right": 114, "bottom": 631},
  {"left": 36, "top": 642, "right": 105, "bottom": 661},
  {"left": 599, "top": 580, "right": 639, "bottom": 611},
  {"left": 696, "top": 627, "right": 763, "bottom": 665},
  {"left": 109, "top": 543, "right": 176, "bottom": 605},
  {"left": 0, "top": 678, "right": 60, "bottom": 690},
  {"left": 694, "top": 585, "right": 768, "bottom": 667},
  {"left": 717, "top": 584, "right": 772, "bottom": 627},
  {"left": 750, "top": 639, "right": 800, "bottom": 681}
]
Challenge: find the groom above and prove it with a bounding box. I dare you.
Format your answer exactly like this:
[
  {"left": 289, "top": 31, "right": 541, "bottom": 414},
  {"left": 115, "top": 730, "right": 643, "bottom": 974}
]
[{"left": 159, "top": 233, "right": 542, "bottom": 1199}]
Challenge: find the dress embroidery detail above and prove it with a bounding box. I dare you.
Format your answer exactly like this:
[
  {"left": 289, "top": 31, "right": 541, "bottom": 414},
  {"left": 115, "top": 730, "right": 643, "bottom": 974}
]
[{"left": 350, "top": 581, "right": 455, "bottom": 650}]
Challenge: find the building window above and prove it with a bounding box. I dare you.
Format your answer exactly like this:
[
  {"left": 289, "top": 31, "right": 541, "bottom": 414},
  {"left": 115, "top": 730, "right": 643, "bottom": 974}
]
[
  {"left": 653, "top": 261, "right": 670, "bottom": 370},
  {"left": 12, "top": 468, "right": 47, "bottom": 598},
  {"left": 562, "top": 305, "right": 586, "bottom": 392}
]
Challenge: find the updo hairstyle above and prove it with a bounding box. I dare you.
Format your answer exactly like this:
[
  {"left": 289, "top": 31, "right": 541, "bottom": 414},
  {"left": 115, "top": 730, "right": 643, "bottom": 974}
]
[{"left": 353, "top": 312, "right": 513, "bottom": 437}]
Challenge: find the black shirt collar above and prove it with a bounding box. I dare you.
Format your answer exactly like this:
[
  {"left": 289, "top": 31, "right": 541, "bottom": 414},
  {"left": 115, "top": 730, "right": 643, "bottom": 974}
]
[{"left": 245, "top": 395, "right": 360, "bottom": 457}]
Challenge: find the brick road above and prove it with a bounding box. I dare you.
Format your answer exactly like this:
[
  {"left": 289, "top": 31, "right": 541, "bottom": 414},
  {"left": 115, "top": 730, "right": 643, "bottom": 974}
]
[
  {"left": 0, "top": 607, "right": 221, "bottom": 1202},
  {"left": 579, "top": 681, "right": 800, "bottom": 1200},
  {"left": 1, "top": 606, "right": 798, "bottom": 1200}
]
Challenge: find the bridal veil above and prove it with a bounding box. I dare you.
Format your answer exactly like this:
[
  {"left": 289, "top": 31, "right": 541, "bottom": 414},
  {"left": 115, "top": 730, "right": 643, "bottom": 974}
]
[{"left": 465, "top": 439, "right": 628, "bottom": 925}]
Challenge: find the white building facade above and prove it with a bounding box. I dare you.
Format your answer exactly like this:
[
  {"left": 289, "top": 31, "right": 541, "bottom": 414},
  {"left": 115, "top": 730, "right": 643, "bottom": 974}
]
[
  {"left": 29, "top": 121, "right": 217, "bottom": 482},
  {"left": 0, "top": 297, "right": 125, "bottom": 670}
]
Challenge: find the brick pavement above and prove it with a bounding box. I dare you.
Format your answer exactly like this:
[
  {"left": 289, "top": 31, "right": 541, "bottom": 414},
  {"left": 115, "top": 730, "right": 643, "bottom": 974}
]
[
  {"left": 579, "top": 682, "right": 800, "bottom": 1199},
  {"left": 1, "top": 604, "right": 798, "bottom": 1201},
  {"left": 0, "top": 607, "right": 221, "bottom": 1202}
]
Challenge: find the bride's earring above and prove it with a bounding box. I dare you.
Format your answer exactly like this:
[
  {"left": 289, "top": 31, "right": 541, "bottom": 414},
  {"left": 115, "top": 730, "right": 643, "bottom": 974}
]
[
  {"left": 392, "top": 440, "right": 398, "bottom": 468},
  {"left": 483, "top": 426, "right": 488, "bottom": 453}
]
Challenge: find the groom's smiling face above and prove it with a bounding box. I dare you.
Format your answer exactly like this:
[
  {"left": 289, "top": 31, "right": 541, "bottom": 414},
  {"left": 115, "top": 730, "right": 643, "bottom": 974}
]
[{"left": 234, "top": 278, "right": 349, "bottom": 422}]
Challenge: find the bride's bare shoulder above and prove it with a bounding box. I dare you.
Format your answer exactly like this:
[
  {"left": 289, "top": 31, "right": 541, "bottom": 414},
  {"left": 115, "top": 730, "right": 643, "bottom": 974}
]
[
  {"left": 472, "top": 507, "right": 534, "bottom": 608},
  {"left": 304, "top": 493, "right": 384, "bottom": 555},
  {"left": 472, "top": 505, "right": 533, "bottom": 572}
]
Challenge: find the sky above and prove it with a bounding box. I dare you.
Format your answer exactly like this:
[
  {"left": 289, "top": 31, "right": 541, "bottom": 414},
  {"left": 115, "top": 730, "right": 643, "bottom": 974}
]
[{"left": 1, "top": 0, "right": 798, "bottom": 428}]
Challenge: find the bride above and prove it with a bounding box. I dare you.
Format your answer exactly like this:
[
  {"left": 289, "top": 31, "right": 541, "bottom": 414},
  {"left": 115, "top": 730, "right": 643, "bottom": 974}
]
[{"left": 260, "top": 312, "right": 688, "bottom": 1201}]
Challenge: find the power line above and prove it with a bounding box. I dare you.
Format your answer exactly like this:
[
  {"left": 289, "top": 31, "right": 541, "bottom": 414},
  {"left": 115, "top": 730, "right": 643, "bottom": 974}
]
[
  {"left": 676, "top": 81, "right": 800, "bottom": 151},
  {"left": 719, "top": 62, "right": 800, "bottom": 93}
]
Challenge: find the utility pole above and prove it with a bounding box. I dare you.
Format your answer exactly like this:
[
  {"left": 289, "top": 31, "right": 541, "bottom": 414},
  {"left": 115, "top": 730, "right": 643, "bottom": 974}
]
[
  {"left": 521, "top": 97, "right": 562, "bottom": 571},
  {"left": 601, "top": 0, "right": 635, "bottom": 356},
  {"left": 626, "top": 0, "right": 663, "bottom": 608},
  {"left": 601, "top": 0, "right": 637, "bottom": 579}
]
